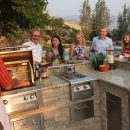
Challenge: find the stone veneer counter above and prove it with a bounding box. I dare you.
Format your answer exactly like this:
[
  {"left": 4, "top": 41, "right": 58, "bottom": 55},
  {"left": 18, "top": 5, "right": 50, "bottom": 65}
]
[
  {"left": 42, "top": 75, "right": 69, "bottom": 89},
  {"left": 41, "top": 61, "right": 130, "bottom": 92}
]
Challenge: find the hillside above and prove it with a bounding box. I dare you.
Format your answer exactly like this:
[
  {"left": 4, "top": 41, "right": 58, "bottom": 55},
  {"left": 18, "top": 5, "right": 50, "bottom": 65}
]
[{"left": 64, "top": 20, "right": 81, "bottom": 30}]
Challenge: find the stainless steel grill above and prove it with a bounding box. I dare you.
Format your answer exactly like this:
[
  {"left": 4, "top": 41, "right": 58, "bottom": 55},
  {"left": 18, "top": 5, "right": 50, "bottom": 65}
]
[
  {"left": 1, "top": 85, "right": 43, "bottom": 114},
  {"left": 11, "top": 113, "right": 44, "bottom": 130},
  {"left": 0, "top": 48, "right": 43, "bottom": 114},
  {"left": 0, "top": 47, "right": 44, "bottom": 130}
]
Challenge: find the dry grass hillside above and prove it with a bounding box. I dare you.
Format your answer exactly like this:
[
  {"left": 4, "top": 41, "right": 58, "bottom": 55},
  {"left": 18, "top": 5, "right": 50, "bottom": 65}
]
[
  {"left": 64, "top": 21, "right": 81, "bottom": 30},
  {"left": 0, "top": 20, "right": 81, "bottom": 48}
]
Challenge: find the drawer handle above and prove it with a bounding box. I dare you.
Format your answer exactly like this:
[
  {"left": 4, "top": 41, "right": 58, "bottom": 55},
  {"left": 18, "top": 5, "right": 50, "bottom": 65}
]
[
  {"left": 74, "top": 105, "right": 88, "bottom": 110},
  {"left": 20, "top": 120, "right": 35, "bottom": 127},
  {"left": 83, "top": 92, "right": 91, "bottom": 95},
  {"left": 107, "top": 98, "right": 119, "bottom": 103}
]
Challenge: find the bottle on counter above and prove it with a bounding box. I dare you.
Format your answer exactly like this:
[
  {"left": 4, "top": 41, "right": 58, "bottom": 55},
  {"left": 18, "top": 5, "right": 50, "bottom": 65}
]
[
  {"left": 34, "top": 64, "right": 40, "bottom": 81},
  {"left": 106, "top": 50, "right": 116, "bottom": 70},
  {"left": 40, "top": 65, "right": 49, "bottom": 79},
  {"left": 64, "top": 48, "right": 70, "bottom": 64}
]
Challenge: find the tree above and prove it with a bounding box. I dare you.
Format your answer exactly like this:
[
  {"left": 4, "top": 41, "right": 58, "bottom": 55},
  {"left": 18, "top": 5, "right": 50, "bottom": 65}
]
[
  {"left": 80, "top": 0, "right": 92, "bottom": 39},
  {"left": 0, "top": 0, "right": 48, "bottom": 37},
  {"left": 117, "top": 4, "right": 130, "bottom": 38},
  {"left": 48, "top": 17, "right": 64, "bottom": 36},
  {"left": 91, "top": 0, "right": 111, "bottom": 37}
]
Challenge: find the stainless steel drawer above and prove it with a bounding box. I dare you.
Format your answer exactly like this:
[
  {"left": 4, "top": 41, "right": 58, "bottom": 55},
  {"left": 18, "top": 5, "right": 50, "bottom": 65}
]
[
  {"left": 19, "top": 125, "right": 42, "bottom": 130},
  {"left": 11, "top": 113, "right": 44, "bottom": 130},
  {"left": 70, "top": 100, "right": 94, "bottom": 121}
]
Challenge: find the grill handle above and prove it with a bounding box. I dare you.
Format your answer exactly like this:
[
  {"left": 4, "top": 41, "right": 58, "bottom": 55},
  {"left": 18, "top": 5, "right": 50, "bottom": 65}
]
[
  {"left": 20, "top": 120, "right": 35, "bottom": 127},
  {"left": 83, "top": 91, "right": 91, "bottom": 95},
  {"left": 107, "top": 97, "right": 119, "bottom": 103},
  {"left": 74, "top": 105, "right": 88, "bottom": 110}
]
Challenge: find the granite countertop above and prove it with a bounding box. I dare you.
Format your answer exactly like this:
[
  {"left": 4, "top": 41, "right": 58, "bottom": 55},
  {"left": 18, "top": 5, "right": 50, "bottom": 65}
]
[
  {"left": 41, "top": 75, "right": 69, "bottom": 90},
  {"left": 42, "top": 67, "right": 130, "bottom": 92},
  {"left": 83, "top": 68, "right": 130, "bottom": 91}
]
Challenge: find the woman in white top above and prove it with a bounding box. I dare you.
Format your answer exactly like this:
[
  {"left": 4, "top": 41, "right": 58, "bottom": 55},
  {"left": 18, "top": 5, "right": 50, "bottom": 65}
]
[{"left": 70, "top": 33, "right": 89, "bottom": 60}]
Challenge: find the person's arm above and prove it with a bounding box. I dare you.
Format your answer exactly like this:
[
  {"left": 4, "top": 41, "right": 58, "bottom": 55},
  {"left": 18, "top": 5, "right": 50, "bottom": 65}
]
[
  {"left": 90, "top": 38, "right": 98, "bottom": 53},
  {"left": 0, "top": 121, "right": 4, "bottom": 130},
  {"left": 83, "top": 46, "right": 89, "bottom": 58},
  {"left": 69, "top": 45, "right": 74, "bottom": 60},
  {"left": 0, "top": 58, "right": 26, "bottom": 90},
  {"left": 0, "top": 58, "right": 14, "bottom": 90},
  {"left": 106, "top": 39, "right": 113, "bottom": 51},
  {"left": 46, "top": 49, "right": 52, "bottom": 62}
]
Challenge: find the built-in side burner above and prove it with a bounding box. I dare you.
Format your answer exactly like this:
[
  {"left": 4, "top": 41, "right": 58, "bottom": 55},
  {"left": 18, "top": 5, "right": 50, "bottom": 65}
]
[
  {"left": 58, "top": 71, "right": 93, "bottom": 85},
  {"left": 57, "top": 69, "right": 94, "bottom": 100},
  {"left": 58, "top": 68, "right": 94, "bottom": 122},
  {"left": 59, "top": 72, "right": 86, "bottom": 80}
]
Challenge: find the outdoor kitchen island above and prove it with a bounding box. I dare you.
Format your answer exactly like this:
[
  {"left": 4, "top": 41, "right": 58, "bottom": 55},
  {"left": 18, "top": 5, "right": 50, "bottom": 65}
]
[{"left": 6, "top": 60, "right": 130, "bottom": 130}]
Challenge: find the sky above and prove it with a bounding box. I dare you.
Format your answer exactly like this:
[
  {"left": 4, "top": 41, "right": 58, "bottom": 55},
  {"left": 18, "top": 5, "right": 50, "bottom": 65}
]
[{"left": 47, "top": 0, "right": 130, "bottom": 17}]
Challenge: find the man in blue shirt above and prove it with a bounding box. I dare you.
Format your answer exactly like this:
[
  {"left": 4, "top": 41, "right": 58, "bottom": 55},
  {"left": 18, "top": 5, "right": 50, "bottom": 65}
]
[{"left": 91, "top": 27, "right": 113, "bottom": 55}]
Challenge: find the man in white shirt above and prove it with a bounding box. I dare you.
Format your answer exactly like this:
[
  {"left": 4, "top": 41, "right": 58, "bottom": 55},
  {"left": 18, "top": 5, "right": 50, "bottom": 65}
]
[
  {"left": 0, "top": 99, "right": 11, "bottom": 130},
  {"left": 91, "top": 27, "right": 113, "bottom": 55},
  {"left": 23, "top": 30, "right": 43, "bottom": 64}
]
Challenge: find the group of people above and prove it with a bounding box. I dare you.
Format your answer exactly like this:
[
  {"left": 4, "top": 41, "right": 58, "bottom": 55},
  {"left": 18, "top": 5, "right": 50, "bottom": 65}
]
[
  {"left": 21, "top": 28, "right": 113, "bottom": 65},
  {"left": 24, "top": 28, "right": 130, "bottom": 66},
  {"left": 19, "top": 28, "right": 130, "bottom": 66},
  {"left": 0, "top": 27, "right": 130, "bottom": 130}
]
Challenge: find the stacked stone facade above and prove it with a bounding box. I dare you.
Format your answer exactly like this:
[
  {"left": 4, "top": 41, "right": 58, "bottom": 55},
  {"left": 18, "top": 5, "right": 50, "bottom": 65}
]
[
  {"left": 100, "top": 81, "right": 129, "bottom": 130},
  {"left": 43, "top": 80, "right": 101, "bottom": 130}
]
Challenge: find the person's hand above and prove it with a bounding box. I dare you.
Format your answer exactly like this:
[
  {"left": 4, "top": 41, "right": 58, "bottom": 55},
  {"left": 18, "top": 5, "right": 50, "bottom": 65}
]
[
  {"left": 93, "top": 44, "right": 98, "bottom": 51},
  {"left": 106, "top": 47, "right": 113, "bottom": 51},
  {"left": 34, "top": 61, "right": 40, "bottom": 65},
  {"left": 7, "top": 69, "right": 13, "bottom": 78},
  {"left": 47, "top": 52, "right": 52, "bottom": 58},
  {"left": 46, "top": 51, "right": 52, "bottom": 62},
  {"left": 124, "top": 53, "right": 130, "bottom": 57}
]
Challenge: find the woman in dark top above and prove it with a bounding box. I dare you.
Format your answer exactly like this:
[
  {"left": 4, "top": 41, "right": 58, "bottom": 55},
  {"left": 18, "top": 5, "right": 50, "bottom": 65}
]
[
  {"left": 121, "top": 33, "right": 130, "bottom": 57},
  {"left": 46, "top": 35, "right": 64, "bottom": 64}
]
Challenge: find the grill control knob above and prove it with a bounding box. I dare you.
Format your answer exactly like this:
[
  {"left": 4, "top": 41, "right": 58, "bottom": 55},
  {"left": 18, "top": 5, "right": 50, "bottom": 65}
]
[
  {"left": 84, "top": 85, "right": 87, "bottom": 89},
  {"left": 24, "top": 96, "right": 28, "bottom": 101},
  {"left": 76, "top": 87, "right": 80, "bottom": 90},
  {"left": 3, "top": 99, "right": 8, "bottom": 105},
  {"left": 84, "top": 85, "right": 90, "bottom": 89},
  {"left": 30, "top": 94, "right": 35, "bottom": 99}
]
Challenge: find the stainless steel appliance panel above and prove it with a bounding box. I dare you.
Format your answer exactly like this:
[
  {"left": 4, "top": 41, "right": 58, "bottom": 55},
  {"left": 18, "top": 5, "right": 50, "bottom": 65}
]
[
  {"left": 70, "top": 100, "right": 94, "bottom": 121},
  {"left": 64, "top": 65, "right": 75, "bottom": 74},
  {"left": 107, "top": 92, "right": 122, "bottom": 130},
  {"left": 2, "top": 88, "right": 43, "bottom": 114},
  {"left": 0, "top": 50, "right": 33, "bottom": 63},
  {"left": 11, "top": 113, "right": 44, "bottom": 130},
  {"left": 19, "top": 125, "right": 42, "bottom": 130},
  {"left": 70, "top": 81, "right": 93, "bottom": 100},
  {"left": 0, "top": 50, "right": 34, "bottom": 85},
  {"left": 3, "top": 101, "right": 39, "bottom": 114}
]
